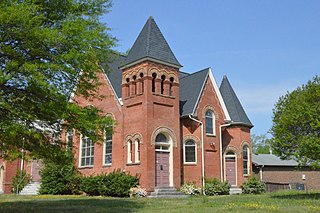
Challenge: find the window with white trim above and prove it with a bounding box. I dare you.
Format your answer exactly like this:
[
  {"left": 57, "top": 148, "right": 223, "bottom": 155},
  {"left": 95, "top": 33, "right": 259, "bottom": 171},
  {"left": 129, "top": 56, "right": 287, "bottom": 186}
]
[
  {"left": 243, "top": 145, "right": 250, "bottom": 176},
  {"left": 66, "top": 129, "right": 73, "bottom": 149},
  {"left": 135, "top": 139, "right": 140, "bottom": 163},
  {"left": 127, "top": 140, "right": 133, "bottom": 163},
  {"left": 205, "top": 110, "right": 215, "bottom": 135},
  {"left": 104, "top": 129, "right": 112, "bottom": 165},
  {"left": 80, "top": 136, "right": 94, "bottom": 167},
  {"left": 184, "top": 140, "right": 196, "bottom": 163}
]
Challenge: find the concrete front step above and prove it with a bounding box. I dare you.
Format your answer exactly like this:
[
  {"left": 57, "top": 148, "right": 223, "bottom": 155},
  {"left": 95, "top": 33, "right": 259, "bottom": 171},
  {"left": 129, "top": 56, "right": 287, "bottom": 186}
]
[
  {"left": 149, "top": 187, "right": 189, "bottom": 198},
  {"left": 229, "top": 187, "right": 242, "bottom": 195},
  {"left": 19, "top": 182, "right": 41, "bottom": 195}
]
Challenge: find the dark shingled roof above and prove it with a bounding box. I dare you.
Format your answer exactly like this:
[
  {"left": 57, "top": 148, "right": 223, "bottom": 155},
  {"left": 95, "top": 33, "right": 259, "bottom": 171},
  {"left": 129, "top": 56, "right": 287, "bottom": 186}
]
[
  {"left": 219, "top": 76, "right": 253, "bottom": 127},
  {"left": 122, "top": 16, "right": 182, "bottom": 68},
  {"left": 179, "top": 68, "right": 209, "bottom": 116},
  {"left": 102, "top": 55, "right": 126, "bottom": 98},
  {"left": 252, "top": 154, "right": 298, "bottom": 166}
]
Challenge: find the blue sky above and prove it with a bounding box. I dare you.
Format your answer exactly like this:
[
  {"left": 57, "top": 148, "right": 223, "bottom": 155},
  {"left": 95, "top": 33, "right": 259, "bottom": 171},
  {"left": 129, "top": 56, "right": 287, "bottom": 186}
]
[{"left": 101, "top": 0, "right": 320, "bottom": 137}]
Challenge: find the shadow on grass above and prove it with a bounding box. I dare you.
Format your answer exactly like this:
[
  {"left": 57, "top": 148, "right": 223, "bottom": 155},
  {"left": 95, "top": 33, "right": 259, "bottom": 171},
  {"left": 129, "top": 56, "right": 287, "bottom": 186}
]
[
  {"left": 271, "top": 192, "right": 320, "bottom": 200},
  {"left": 0, "top": 197, "right": 145, "bottom": 213}
]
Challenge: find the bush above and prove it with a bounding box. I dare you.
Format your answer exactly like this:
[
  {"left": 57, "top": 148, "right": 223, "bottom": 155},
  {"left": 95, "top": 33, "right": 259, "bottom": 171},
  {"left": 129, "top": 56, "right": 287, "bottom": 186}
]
[
  {"left": 39, "top": 156, "right": 81, "bottom": 195},
  {"left": 80, "top": 174, "right": 109, "bottom": 196},
  {"left": 80, "top": 169, "right": 139, "bottom": 197},
  {"left": 204, "top": 178, "right": 230, "bottom": 196},
  {"left": 180, "top": 182, "right": 201, "bottom": 196},
  {"left": 12, "top": 170, "right": 31, "bottom": 193},
  {"left": 104, "top": 169, "right": 139, "bottom": 197},
  {"left": 241, "top": 176, "right": 266, "bottom": 194}
]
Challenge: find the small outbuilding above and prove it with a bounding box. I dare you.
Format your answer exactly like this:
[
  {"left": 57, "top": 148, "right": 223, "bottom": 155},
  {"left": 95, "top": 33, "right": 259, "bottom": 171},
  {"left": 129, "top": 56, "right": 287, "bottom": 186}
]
[{"left": 252, "top": 154, "right": 320, "bottom": 191}]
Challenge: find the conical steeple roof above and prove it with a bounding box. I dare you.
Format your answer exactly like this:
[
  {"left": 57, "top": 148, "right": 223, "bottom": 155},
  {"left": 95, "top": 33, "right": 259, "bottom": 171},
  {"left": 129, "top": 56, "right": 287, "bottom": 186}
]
[
  {"left": 220, "top": 76, "right": 253, "bottom": 128},
  {"left": 122, "top": 16, "right": 182, "bottom": 68}
]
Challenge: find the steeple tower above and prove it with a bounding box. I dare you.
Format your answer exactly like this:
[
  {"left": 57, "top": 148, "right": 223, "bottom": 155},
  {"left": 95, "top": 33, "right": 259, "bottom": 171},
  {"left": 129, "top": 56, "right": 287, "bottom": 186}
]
[{"left": 121, "top": 17, "right": 182, "bottom": 191}]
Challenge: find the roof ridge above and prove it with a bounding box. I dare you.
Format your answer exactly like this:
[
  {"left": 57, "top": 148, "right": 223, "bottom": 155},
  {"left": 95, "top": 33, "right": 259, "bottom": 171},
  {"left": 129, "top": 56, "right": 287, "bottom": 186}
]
[
  {"left": 180, "top": 67, "right": 210, "bottom": 80},
  {"left": 146, "top": 16, "right": 151, "bottom": 56}
]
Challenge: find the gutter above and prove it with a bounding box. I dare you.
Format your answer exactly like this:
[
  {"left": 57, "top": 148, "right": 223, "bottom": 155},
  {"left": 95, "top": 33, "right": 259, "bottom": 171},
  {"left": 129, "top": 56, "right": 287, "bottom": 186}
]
[
  {"left": 188, "top": 115, "right": 205, "bottom": 195},
  {"left": 219, "top": 122, "right": 232, "bottom": 181}
]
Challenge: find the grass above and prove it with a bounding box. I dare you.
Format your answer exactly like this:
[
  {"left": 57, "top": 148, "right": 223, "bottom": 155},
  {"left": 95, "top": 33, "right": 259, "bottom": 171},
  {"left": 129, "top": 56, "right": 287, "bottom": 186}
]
[{"left": 0, "top": 190, "right": 320, "bottom": 213}]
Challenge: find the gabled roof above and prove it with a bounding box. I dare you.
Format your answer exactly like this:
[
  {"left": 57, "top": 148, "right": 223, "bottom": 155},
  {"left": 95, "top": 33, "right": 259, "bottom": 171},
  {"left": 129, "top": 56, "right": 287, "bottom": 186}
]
[
  {"left": 180, "top": 68, "right": 209, "bottom": 116},
  {"left": 121, "top": 16, "right": 182, "bottom": 68},
  {"left": 252, "top": 154, "right": 298, "bottom": 167},
  {"left": 101, "top": 55, "right": 126, "bottom": 98},
  {"left": 219, "top": 76, "right": 253, "bottom": 127}
]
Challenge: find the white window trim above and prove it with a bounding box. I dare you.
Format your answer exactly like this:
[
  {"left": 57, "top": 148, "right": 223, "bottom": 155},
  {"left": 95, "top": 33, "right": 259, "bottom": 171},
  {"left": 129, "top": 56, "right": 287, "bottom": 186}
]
[
  {"left": 183, "top": 140, "right": 197, "bottom": 165},
  {"left": 243, "top": 145, "right": 250, "bottom": 176},
  {"left": 127, "top": 140, "right": 133, "bottom": 164},
  {"left": 79, "top": 134, "right": 94, "bottom": 168},
  {"left": 134, "top": 139, "right": 140, "bottom": 163},
  {"left": 205, "top": 110, "right": 216, "bottom": 136},
  {"left": 103, "top": 129, "right": 112, "bottom": 166}
]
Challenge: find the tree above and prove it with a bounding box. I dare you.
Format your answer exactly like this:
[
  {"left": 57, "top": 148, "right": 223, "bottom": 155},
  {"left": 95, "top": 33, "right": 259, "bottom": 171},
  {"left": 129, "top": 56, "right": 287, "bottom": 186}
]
[
  {"left": 0, "top": 0, "right": 116, "bottom": 162},
  {"left": 251, "top": 134, "right": 272, "bottom": 154},
  {"left": 271, "top": 76, "right": 320, "bottom": 168}
]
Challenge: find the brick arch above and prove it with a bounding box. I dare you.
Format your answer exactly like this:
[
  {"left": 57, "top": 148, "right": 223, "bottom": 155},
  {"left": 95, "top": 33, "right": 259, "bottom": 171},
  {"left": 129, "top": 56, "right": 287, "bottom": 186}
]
[
  {"left": 149, "top": 68, "right": 160, "bottom": 78},
  {"left": 124, "top": 133, "right": 143, "bottom": 146},
  {"left": 133, "top": 133, "right": 143, "bottom": 144},
  {"left": 168, "top": 73, "right": 178, "bottom": 83},
  {"left": 183, "top": 135, "right": 201, "bottom": 149},
  {"left": 151, "top": 126, "right": 177, "bottom": 147},
  {"left": 138, "top": 68, "right": 147, "bottom": 77},
  {"left": 223, "top": 145, "right": 240, "bottom": 155},
  {"left": 202, "top": 105, "right": 219, "bottom": 120}
]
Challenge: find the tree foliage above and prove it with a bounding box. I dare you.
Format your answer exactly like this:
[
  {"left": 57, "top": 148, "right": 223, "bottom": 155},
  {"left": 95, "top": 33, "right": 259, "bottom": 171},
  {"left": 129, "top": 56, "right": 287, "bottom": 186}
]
[
  {"left": 251, "top": 134, "right": 272, "bottom": 154},
  {"left": 0, "top": 0, "right": 116, "bottom": 162},
  {"left": 271, "top": 76, "right": 320, "bottom": 167}
]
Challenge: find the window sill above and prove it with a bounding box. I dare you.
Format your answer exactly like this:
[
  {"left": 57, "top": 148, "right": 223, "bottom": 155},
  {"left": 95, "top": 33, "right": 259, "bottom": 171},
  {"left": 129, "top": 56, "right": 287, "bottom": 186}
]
[
  {"left": 206, "top": 134, "right": 216, "bottom": 137},
  {"left": 243, "top": 174, "right": 249, "bottom": 177},
  {"left": 102, "top": 164, "right": 112, "bottom": 167},
  {"left": 126, "top": 162, "right": 141, "bottom": 166},
  {"left": 183, "top": 162, "right": 197, "bottom": 166},
  {"left": 78, "top": 166, "right": 94, "bottom": 169}
]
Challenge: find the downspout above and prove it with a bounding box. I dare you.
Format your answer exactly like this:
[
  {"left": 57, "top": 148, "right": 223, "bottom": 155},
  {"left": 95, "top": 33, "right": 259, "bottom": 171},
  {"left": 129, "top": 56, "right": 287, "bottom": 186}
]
[
  {"left": 188, "top": 115, "right": 205, "bottom": 195},
  {"left": 219, "top": 123, "right": 231, "bottom": 181},
  {"left": 259, "top": 165, "right": 264, "bottom": 181}
]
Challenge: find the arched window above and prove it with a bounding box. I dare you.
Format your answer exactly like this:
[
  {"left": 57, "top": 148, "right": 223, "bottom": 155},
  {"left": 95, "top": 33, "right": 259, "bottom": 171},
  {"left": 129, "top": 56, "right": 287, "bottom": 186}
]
[
  {"left": 80, "top": 135, "right": 94, "bottom": 167},
  {"left": 155, "top": 133, "right": 169, "bottom": 151},
  {"left": 127, "top": 140, "right": 133, "bottom": 163},
  {"left": 243, "top": 145, "right": 250, "bottom": 176},
  {"left": 66, "top": 129, "right": 73, "bottom": 149},
  {"left": 135, "top": 139, "right": 140, "bottom": 163},
  {"left": 184, "top": 140, "right": 196, "bottom": 163},
  {"left": 104, "top": 128, "right": 112, "bottom": 165},
  {"left": 126, "top": 77, "right": 130, "bottom": 97},
  {"left": 140, "top": 73, "right": 144, "bottom": 93},
  {"left": 161, "top": 75, "right": 166, "bottom": 94},
  {"left": 132, "top": 75, "right": 137, "bottom": 95},
  {"left": 152, "top": 73, "right": 157, "bottom": 93},
  {"left": 205, "top": 110, "right": 215, "bottom": 135},
  {"left": 169, "top": 77, "right": 174, "bottom": 96}
]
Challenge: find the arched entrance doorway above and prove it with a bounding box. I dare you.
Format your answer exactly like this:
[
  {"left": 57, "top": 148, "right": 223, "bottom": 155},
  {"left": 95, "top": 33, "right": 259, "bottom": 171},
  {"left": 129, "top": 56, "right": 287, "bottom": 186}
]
[
  {"left": 224, "top": 151, "right": 237, "bottom": 186},
  {"left": 154, "top": 132, "right": 173, "bottom": 188},
  {"left": 0, "top": 164, "right": 5, "bottom": 193}
]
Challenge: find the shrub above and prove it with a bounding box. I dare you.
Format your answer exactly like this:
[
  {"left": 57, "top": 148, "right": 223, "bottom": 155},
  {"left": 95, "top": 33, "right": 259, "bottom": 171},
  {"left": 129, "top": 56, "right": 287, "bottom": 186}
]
[
  {"left": 12, "top": 170, "right": 31, "bottom": 193},
  {"left": 129, "top": 186, "right": 147, "bottom": 198},
  {"left": 204, "top": 178, "right": 230, "bottom": 196},
  {"left": 80, "top": 169, "right": 139, "bottom": 197},
  {"left": 39, "top": 156, "right": 81, "bottom": 195},
  {"left": 241, "top": 176, "right": 266, "bottom": 194},
  {"left": 180, "top": 182, "right": 201, "bottom": 196},
  {"left": 80, "top": 174, "right": 108, "bottom": 196},
  {"left": 104, "top": 169, "right": 139, "bottom": 197}
]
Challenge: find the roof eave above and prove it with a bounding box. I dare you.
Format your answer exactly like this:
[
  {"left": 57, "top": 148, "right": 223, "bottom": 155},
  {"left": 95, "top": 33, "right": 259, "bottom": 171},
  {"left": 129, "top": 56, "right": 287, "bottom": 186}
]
[{"left": 120, "top": 57, "right": 182, "bottom": 69}]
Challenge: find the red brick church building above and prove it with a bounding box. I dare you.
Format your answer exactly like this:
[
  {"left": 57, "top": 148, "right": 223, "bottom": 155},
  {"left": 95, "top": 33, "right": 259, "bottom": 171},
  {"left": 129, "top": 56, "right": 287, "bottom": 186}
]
[{"left": 0, "top": 17, "right": 253, "bottom": 194}]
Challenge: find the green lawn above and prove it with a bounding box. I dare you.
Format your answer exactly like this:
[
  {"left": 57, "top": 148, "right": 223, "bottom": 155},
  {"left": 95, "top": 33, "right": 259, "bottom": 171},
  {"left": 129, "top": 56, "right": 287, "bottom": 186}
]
[{"left": 0, "top": 190, "right": 320, "bottom": 213}]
